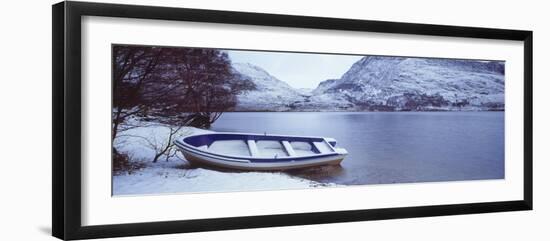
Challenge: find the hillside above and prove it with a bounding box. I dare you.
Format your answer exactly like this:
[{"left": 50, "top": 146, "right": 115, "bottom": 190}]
[{"left": 232, "top": 56, "right": 505, "bottom": 111}]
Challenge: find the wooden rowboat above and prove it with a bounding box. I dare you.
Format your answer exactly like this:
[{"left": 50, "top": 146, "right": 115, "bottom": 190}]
[{"left": 174, "top": 132, "right": 348, "bottom": 171}]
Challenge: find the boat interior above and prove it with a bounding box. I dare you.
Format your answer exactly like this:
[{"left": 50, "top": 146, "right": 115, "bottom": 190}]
[{"left": 184, "top": 134, "right": 336, "bottom": 158}]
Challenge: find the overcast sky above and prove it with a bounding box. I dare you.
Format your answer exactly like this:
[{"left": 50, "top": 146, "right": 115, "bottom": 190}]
[{"left": 227, "top": 50, "right": 363, "bottom": 89}]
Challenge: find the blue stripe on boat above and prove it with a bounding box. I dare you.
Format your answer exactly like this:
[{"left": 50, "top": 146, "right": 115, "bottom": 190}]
[
  {"left": 183, "top": 133, "right": 326, "bottom": 147},
  {"left": 175, "top": 133, "right": 340, "bottom": 163}
]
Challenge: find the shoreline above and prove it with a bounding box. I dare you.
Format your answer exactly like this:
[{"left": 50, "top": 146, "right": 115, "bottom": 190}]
[{"left": 112, "top": 125, "right": 337, "bottom": 196}]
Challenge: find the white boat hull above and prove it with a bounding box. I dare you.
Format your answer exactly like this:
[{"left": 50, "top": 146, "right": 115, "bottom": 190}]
[
  {"left": 175, "top": 132, "right": 348, "bottom": 171},
  {"left": 182, "top": 151, "right": 345, "bottom": 171}
]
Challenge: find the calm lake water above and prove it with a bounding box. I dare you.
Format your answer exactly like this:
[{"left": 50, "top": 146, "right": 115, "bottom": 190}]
[{"left": 210, "top": 112, "right": 504, "bottom": 185}]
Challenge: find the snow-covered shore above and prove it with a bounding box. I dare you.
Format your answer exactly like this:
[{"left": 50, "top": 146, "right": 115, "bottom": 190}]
[
  {"left": 113, "top": 124, "right": 333, "bottom": 196},
  {"left": 113, "top": 161, "right": 326, "bottom": 195}
]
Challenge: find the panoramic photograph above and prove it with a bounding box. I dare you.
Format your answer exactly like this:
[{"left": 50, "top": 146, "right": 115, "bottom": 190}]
[{"left": 111, "top": 44, "right": 505, "bottom": 196}]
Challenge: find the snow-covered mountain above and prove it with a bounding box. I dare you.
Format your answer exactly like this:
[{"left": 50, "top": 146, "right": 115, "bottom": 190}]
[
  {"left": 311, "top": 56, "right": 505, "bottom": 111},
  {"left": 232, "top": 63, "right": 307, "bottom": 111},
  {"left": 232, "top": 56, "right": 505, "bottom": 111}
]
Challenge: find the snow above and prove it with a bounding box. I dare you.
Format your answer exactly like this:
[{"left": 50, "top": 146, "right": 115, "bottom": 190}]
[
  {"left": 114, "top": 123, "right": 207, "bottom": 160},
  {"left": 113, "top": 122, "right": 334, "bottom": 196},
  {"left": 291, "top": 141, "right": 317, "bottom": 156},
  {"left": 313, "top": 141, "right": 333, "bottom": 154},
  {"left": 315, "top": 56, "right": 505, "bottom": 110},
  {"left": 113, "top": 55, "right": 504, "bottom": 195},
  {"left": 208, "top": 140, "right": 251, "bottom": 156},
  {"left": 232, "top": 57, "right": 505, "bottom": 111},
  {"left": 232, "top": 63, "right": 307, "bottom": 111},
  {"left": 113, "top": 162, "right": 322, "bottom": 195},
  {"left": 256, "top": 140, "right": 288, "bottom": 157}
]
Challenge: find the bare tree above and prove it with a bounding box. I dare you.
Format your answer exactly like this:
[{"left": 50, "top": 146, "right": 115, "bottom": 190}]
[
  {"left": 157, "top": 48, "right": 255, "bottom": 127},
  {"left": 122, "top": 125, "right": 191, "bottom": 163},
  {"left": 112, "top": 46, "right": 165, "bottom": 141},
  {"left": 112, "top": 45, "right": 255, "bottom": 169}
]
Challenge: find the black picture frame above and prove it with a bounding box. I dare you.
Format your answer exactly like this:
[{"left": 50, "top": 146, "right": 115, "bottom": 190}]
[{"left": 52, "top": 1, "right": 533, "bottom": 240}]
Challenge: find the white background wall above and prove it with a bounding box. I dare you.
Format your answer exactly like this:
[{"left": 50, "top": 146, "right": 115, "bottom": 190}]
[{"left": 0, "top": 0, "right": 548, "bottom": 240}]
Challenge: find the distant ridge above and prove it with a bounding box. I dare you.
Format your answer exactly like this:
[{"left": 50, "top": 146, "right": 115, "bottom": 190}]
[{"left": 232, "top": 56, "right": 505, "bottom": 111}]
